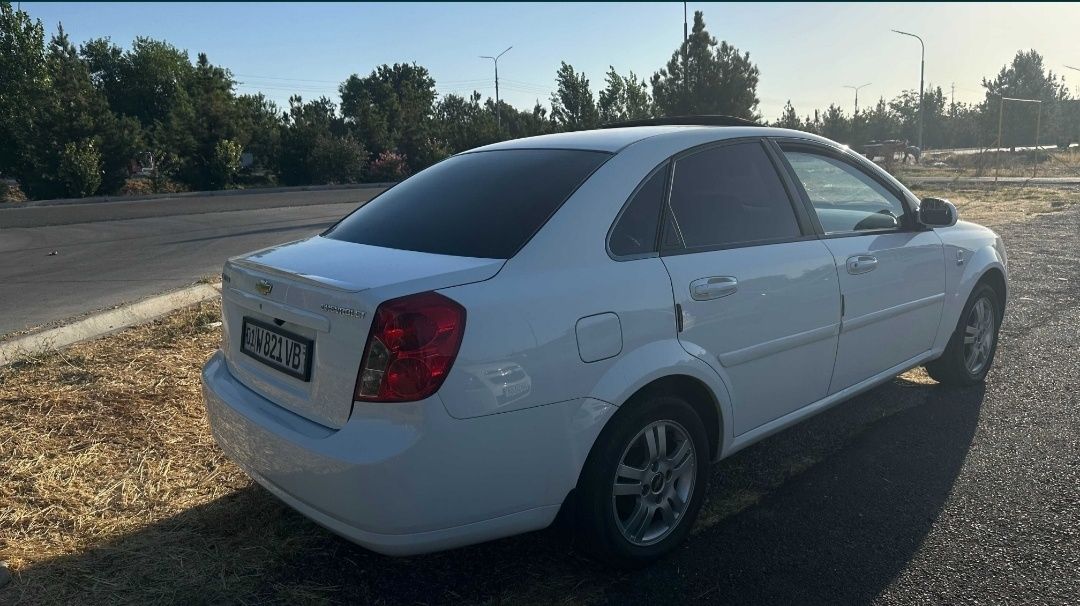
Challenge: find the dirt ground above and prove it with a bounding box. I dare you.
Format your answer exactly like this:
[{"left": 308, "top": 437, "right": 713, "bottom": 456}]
[
  {"left": 2, "top": 186, "right": 1078, "bottom": 605},
  {"left": 909, "top": 184, "right": 1080, "bottom": 226},
  {"left": 898, "top": 147, "right": 1080, "bottom": 179}
]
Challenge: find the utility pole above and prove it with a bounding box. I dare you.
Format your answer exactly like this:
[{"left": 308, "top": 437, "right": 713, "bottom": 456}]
[
  {"left": 683, "top": 2, "right": 688, "bottom": 45},
  {"left": 950, "top": 82, "right": 955, "bottom": 112},
  {"left": 892, "top": 29, "right": 925, "bottom": 150},
  {"left": 480, "top": 46, "right": 513, "bottom": 129},
  {"left": 842, "top": 82, "right": 872, "bottom": 114}
]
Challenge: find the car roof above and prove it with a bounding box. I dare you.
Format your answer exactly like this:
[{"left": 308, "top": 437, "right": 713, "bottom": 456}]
[{"left": 467, "top": 125, "right": 834, "bottom": 154}]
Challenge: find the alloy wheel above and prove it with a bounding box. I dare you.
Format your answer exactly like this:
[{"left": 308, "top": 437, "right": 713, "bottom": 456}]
[
  {"left": 963, "top": 297, "right": 996, "bottom": 374},
  {"left": 611, "top": 420, "right": 696, "bottom": 546}
]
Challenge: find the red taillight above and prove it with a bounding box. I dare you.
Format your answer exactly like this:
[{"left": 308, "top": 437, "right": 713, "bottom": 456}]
[{"left": 354, "top": 291, "right": 466, "bottom": 402}]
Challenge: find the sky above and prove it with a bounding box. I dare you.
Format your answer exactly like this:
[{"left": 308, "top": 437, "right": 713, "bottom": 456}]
[{"left": 19, "top": 2, "right": 1080, "bottom": 120}]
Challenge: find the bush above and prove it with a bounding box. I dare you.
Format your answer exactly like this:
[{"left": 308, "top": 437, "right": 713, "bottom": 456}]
[
  {"left": 309, "top": 135, "right": 367, "bottom": 184},
  {"left": 209, "top": 139, "right": 243, "bottom": 189},
  {"left": 58, "top": 140, "right": 103, "bottom": 198},
  {"left": 366, "top": 150, "right": 410, "bottom": 182}
]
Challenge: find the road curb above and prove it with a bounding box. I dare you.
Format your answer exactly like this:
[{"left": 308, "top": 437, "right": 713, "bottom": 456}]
[{"left": 0, "top": 283, "right": 222, "bottom": 367}]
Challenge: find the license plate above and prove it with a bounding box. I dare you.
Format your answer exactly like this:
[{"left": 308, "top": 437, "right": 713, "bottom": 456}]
[
  {"left": 240, "top": 318, "right": 313, "bottom": 381},
  {"left": 503, "top": 382, "right": 529, "bottom": 398}
]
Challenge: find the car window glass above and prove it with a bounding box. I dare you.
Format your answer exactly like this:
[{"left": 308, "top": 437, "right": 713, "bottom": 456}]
[
  {"left": 324, "top": 149, "right": 610, "bottom": 259},
  {"left": 609, "top": 164, "right": 668, "bottom": 257},
  {"left": 662, "top": 142, "right": 801, "bottom": 251},
  {"left": 782, "top": 150, "right": 907, "bottom": 234}
]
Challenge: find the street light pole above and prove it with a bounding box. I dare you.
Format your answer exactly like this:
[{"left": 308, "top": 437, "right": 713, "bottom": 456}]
[
  {"left": 892, "top": 29, "right": 925, "bottom": 150},
  {"left": 1066, "top": 65, "right": 1080, "bottom": 96},
  {"left": 480, "top": 46, "right": 513, "bottom": 130},
  {"left": 842, "top": 82, "right": 872, "bottom": 114}
]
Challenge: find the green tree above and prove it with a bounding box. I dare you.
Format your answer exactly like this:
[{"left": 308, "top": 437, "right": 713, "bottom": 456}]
[
  {"left": 339, "top": 63, "right": 438, "bottom": 172},
  {"left": 863, "top": 97, "right": 900, "bottom": 143},
  {"left": 598, "top": 67, "right": 652, "bottom": 124},
  {"left": 774, "top": 100, "right": 803, "bottom": 130},
  {"left": 982, "top": 49, "right": 1069, "bottom": 147},
  {"left": 550, "top": 61, "right": 599, "bottom": 130},
  {"left": 436, "top": 91, "right": 500, "bottom": 153},
  {"left": 234, "top": 93, "right": 283, "bottom": 173},
  {"left": 650, "top": 11, "right": 760, "bottom": 119},
  {"left": 280, "top": 96, "right": 366, "bottom": 185},
  {"left": 0, "top": 2, "right": 50, "bottom": 193},
  {"left": 890, "top": 86, "right": 946, "bottom": 148},
  {"left": 487, "top": 98, "right": 555, "bottom": 139},
  {"left": 820, "top": 104, "right": 849, "bottom": 143},
  {"left": 170, "top": 52, "right": 243, "bottom": 189},
  {"left": 48, "top": 27, "right": 141, "bottom": 195}
]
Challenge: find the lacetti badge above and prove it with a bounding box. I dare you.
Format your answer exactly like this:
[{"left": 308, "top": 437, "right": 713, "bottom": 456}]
[
  {"left": 255, "top": 279, "right": 273, "bottom": 296},
  {"left": 321, "top": 304, "right": 366, "bottom": 319}
]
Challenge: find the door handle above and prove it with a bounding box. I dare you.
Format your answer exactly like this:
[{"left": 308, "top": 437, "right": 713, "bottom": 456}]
[
  {"left": 690, "top": 276, "right": 738, "bottom": 301},
  {"left": 846, "top": 255, "right": 878, "bottom": 275}
]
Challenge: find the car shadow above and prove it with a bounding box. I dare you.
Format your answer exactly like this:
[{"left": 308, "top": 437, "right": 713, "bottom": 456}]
[{"left": 8, "top": 378, "right": 984, "bottom": 605}]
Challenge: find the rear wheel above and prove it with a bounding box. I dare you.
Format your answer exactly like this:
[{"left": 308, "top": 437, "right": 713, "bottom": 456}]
[
  {"left": 926, "top": 282, "right": 1001, "bottom": 385},
  {"left": 572, "top": 393, "right": 709, "bottom": 568}
]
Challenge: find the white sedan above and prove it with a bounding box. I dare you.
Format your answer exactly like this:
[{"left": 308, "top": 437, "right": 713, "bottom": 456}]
[{"left": 203, "top": 120, "right": 1007, "bottom": 567}]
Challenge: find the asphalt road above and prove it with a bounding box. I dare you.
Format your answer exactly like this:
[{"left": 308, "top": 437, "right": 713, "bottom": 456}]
[
  {"left": 0, "top": 188, "right": 382, "bottom": 336},
  {"left": 15, "top": 204, "right": 1078, "bottom": 604}
]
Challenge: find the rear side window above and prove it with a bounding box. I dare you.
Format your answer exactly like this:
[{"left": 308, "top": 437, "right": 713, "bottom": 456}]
[
  {"left": 609, "top": 163, "right": 669, "bottom": 257},
  {"left": 324, "top": 149, "right": 610, "bottom": 259},
  {"left": 663, "top": 142, "right": 800, "bottom": 251}
]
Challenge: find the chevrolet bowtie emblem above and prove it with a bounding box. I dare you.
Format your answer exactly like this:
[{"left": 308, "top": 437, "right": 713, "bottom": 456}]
[{"left": 255, "top": 279, "right": 273, "bottom": 296}]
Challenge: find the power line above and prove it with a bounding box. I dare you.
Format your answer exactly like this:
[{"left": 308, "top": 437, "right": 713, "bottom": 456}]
[{"left": 234, "top": 73, "right": 341, "bottom": 84}]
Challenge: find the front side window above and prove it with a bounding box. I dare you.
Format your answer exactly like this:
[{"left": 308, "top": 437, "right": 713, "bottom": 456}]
[
  {"left": 662, "top": 141, "right": 801, "bottom": 252},
  {"left": 781, "top": 150, "right": 908, "bottom": 234},
  {"left": 324, "top": 149, "right": 610, "bottom": 259}
]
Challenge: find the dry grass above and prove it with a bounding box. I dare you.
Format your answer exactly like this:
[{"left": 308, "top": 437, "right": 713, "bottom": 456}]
[
  {"left": 0, "top": 301, "right": 254, "bottom": 603},
  {"left": 909, "top": 184, "right": 1080, "bottom": 228},
  {"left": 1, "top": 182, "right": 28, "bottom": 204}
]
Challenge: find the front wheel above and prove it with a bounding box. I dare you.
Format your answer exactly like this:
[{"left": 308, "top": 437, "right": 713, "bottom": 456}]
[
  {"left": 926, "top": 282, "right": 1002, "bottom": 385},
  {"left": 571, "top": 394, "right": 709, "bottom": 568}
]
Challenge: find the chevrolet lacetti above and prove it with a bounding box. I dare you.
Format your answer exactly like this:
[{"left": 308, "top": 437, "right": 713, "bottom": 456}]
[{"left": 202, "top": 119, "right": 1007, "bottom": 566}]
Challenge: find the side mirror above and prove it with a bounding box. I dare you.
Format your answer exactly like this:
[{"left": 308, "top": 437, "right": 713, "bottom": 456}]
[{"left": 919, "top": 197, "right": 958, "bottom": 228}]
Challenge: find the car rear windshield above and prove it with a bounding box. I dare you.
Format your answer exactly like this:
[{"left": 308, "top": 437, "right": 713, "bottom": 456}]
[{"left": 324, "top": 149, "right": 611, "bottom": 259}]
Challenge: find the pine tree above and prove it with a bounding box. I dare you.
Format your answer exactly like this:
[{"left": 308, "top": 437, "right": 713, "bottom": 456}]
[{"left": 650, "top": 11, "right": 760, "bottom": 119}]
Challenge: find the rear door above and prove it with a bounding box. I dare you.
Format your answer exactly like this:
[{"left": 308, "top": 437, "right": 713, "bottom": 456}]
[
  {"left": 659, "top": 139, "right": 842, "bottom": 436},
  {"left": 775, "top": 141, "right": 945, "bottom": 393}
]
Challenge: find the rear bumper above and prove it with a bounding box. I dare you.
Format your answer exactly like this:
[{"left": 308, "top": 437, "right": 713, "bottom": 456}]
[{"left": 201, "top": 351, "right": 614, "bottom": 555}]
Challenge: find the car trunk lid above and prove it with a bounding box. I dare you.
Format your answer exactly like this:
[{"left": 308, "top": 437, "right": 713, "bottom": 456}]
[{"left": 220, "top": 236, "right": 503, "bottom": 428}]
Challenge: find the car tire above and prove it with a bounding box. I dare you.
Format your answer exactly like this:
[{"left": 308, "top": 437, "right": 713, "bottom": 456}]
[
  {"left": 925, "top": 282, "right": 1002, "bottom": 386},
  {"left": 571, "top": 392, "right": 709, "bottom": 568}
]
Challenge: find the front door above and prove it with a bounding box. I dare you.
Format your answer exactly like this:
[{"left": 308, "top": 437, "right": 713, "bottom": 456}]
[
  {"left": 660, "top": 140, "right": 842, "bottom": 436},
  {"left": 777, "top": 143, "right": 946, "bottom": 393}
]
